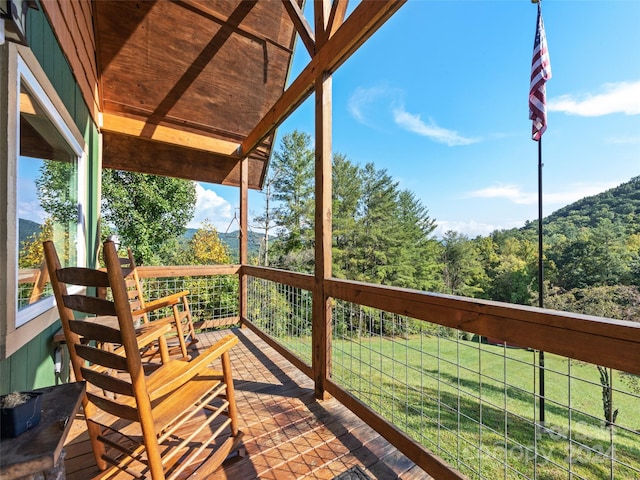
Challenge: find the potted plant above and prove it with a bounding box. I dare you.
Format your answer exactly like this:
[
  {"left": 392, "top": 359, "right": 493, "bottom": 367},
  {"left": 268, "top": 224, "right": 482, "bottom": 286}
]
[{"left": 0, "top": 391, "right": 42, "bottom": 438}]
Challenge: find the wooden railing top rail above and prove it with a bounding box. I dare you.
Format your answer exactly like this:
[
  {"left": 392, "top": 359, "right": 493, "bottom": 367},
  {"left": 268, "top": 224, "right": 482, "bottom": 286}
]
[
  {"left": 18, "top": 268, "right": 42, "bottom": 283},
  {"left": 241, "top": 265, "right": 314, "bottom": 292},
  {"left": 325, "top": 277, "right": 640, "bottom": 376},
  {"left": 135, "top": 264, "right": 240, "bottom": 279}
]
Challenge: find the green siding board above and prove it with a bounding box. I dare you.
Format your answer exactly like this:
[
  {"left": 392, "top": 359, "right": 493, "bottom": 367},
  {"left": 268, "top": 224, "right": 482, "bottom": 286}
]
[
  {"left": 25, "top": 333, "right": 38, "bottom": 389},
  {"left": 26, "top": 3, "right": 45, "bottom": 64},
  {"left": 76, "top": 85, "right": 91, "bottom": 142},
  {"left": 0, "top": 352, "right": 12, "bottom": 393},
  {"left": 41, "top": 23, "right": 54, "bottom": 83},
  {"left": 62, "top": 63, "right": 75, "bottom": 120},
  {"left": 8, "top": 347, "right": 27, "bottom": 392},
  {"left": 34, "top": 324, "right": 56, "bottom": 388},
  {"left": 0, "top": 323, "right": 61, "bottom": 394}
]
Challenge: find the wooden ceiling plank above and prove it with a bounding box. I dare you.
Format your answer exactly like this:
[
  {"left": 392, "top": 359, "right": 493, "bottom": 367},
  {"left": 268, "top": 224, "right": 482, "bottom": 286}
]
[
  {"left": 241, "top": 0, "right": 406, "bottom": 157},
  {"left": 282, "top": 0, "right": 315, "bottom": 56},
  {"left": 181, "top": 0, "right": 294, "bottom": 54},
  {"left": 101, "top": 113, "right": 241, "bottom": 157}
]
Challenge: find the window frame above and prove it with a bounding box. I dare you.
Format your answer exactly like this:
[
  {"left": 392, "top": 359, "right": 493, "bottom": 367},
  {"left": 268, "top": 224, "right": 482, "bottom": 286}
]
[{"left": 1, "top": 42, "right": 87, "bottom": 359}]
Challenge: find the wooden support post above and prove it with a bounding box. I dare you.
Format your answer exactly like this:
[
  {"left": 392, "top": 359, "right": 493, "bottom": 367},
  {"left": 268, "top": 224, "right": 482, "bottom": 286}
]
[
  {"left": 239, "top": 156, "right": 248, "bottom": 327},
  {"left": 312, "top": 65, "right": 332, "bottom": 400}
]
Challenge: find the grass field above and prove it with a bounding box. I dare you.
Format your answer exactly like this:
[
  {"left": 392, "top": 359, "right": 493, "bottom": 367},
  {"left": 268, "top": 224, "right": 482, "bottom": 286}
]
[{"left": 279, "top": 332, "right": 640, "bottom": 479}]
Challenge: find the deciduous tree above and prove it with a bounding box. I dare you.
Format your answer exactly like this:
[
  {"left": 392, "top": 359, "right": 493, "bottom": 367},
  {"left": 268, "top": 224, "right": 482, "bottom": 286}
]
[
  {"left": 188, "top": 220, "right": 231, "bottom": 265},
  {"left": 101, "top": 170, "right": 197, "bottom": 264}
]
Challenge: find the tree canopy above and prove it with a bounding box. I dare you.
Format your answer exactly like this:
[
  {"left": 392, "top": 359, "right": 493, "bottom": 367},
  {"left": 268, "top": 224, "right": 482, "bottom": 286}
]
[
  {"left": 262, "top": 130, "right": 441, "bottom": 289},
  {"left": 259, "top": 131, "right": 640, "bottom": 323},
  {"left": 101, "top": 170, "right": 197, "bottom": 264}
]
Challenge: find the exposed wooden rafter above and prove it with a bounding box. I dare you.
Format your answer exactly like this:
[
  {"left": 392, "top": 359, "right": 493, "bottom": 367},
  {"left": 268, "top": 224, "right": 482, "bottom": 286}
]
[
  {"left": 327, "top": 0, "right": 349, "bottom": 40},
  {"left": 101, "top": 113, "right": 241, "bottom": 158},
  {"left": 314, "top": 0, "right": 331, "bottom": 48},
  {"left": 101, "top": 131, "right": 269, "bottom": 189},
  {"left": 282, "top": 0, "right": 315, "bottom": 56},
  {"left": 241, "top": 0, "right": 406, "bottom": 157}
]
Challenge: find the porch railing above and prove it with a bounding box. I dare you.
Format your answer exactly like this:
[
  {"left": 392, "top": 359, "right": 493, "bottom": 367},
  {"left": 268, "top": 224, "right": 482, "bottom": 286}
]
[
  {"left": 135, "top": 265, "right": 241, "bottom": 330},
  {"left": 81, "top": 264, "right": 640, "bottom": 479}
]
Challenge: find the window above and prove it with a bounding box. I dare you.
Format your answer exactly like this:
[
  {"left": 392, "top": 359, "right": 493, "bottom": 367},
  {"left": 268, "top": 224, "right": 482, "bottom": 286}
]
[{"left": 1, "top": 42, "right": 86, "bottom": 357}]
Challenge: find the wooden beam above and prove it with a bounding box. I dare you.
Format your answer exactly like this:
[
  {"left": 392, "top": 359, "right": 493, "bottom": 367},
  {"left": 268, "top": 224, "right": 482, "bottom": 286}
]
[
  {"left": 136, "top": 265, "right": 240, "bottom": 278},
  {"left": 101, "top": 113, "right": 241, "bottom": 157},
  {"left": 314, "top": 0, "right": 331, "bottom": 48},
  {"left": 327, "top": 0, "right": 349, "bottom": 40},
  {"left": 240, "top": 157, "right": 249, "bottom": 265},
  {"left": 239, "top": 156, "right": 249, "bottom": 327},
  {"left": 241, "top": 0, "right": 405, "bottom": 156},
  {"left": 241, "top": 265, "right": 314, "bottom": 292},
  {"left": 282, "top": 0, "right": 316, "bottom": 56},
  {"left": 312, "top": 71, "right": 333, "bottom": 400},
  {"left": 19, "top": 92, "right": 37, "bottom": 115},
  {"left": 101, "top": 132, "right": 253, "bottom": 187}
]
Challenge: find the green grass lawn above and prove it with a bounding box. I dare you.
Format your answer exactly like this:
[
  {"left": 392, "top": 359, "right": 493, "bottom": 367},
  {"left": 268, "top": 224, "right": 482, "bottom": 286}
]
[{"left": 280, "top": 333, "right": 640, "bottom": 479}]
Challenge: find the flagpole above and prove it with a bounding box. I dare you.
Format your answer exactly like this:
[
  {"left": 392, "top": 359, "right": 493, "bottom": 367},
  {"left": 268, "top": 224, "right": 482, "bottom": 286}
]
[
  {"left": 538, "top": 137, "right": 545, "bottom": 425},
  {"left": 530, "top": 0, "right": 550, "bottom": 426}
]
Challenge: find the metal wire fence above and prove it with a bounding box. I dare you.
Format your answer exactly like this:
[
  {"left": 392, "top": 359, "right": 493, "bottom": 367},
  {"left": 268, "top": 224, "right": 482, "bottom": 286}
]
[
  {"left": 331, "top": 300, "right": 640, "bottom": 480},
  {"left": 17, "top": 282, "right": 50, "bottom": 308},
  {"left": 141, "top": 274, "right": 239, "bottom": 329},
  {"left": 246, "top": 276, "right": 313, "bottom": 365}
]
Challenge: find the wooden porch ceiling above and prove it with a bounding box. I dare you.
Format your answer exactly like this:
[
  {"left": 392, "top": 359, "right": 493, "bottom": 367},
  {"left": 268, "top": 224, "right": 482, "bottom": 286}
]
[{"left": 94, "top": 0, "right": 297, "bottom": 189}]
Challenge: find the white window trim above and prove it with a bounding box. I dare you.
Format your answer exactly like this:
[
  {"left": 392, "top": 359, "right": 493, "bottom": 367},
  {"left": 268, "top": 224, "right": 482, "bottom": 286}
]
[{"left": 1, "top": 42, "right": 87, "bottom": 358}]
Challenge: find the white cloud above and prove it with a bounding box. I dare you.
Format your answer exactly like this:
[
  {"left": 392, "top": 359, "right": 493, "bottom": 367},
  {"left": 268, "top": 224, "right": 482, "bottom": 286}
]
[
  {"left": 465, "top": 185, "right": 536, "bottom": 205},
  {"left": 548, "top": 80, "right": 640, "bottom": 117},
  {"left": 17, "top": 200, "right": 47, "bottom": 224},
  {"left": 347, "top": 86, "right": 388, "bottom": 124},
  {"left": 434, "top": 220, "right": 519, "bottom": 239},
  {"left": 348, "top": 86, "right": 480, "bottom": 146},
  {"left": 392, "top": 106, "right": 480, "bottom": 146},
  {"left": 465, "top": 182, "right": 619, "bottom": 206},
  {"left": 188, "top": 183, "right": 235, "bottom": 232}
]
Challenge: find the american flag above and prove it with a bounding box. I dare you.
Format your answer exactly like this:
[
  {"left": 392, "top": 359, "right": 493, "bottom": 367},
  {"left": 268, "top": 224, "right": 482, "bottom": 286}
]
[{"left": 529, "top": 2, "right": 552, "bottom": 141}]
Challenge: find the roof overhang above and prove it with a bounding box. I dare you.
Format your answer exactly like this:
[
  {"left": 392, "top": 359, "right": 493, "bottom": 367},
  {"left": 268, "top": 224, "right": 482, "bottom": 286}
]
[
  {"left": 87, "top": 0, "right": 405, "bottom": 189},
  {"left": 94, "top": 0, "right": 296, "bottom": 189}
]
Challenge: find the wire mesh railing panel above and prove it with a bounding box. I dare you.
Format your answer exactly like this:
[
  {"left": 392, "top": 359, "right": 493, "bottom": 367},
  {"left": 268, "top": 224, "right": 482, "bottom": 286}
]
[
  {"left": 17, "top": 282, "right": 52, "bottom": 308},
  {"left": 331, "top": 300, "right": 640, "bottom": 480},
  {"left": 142, "top": 274, "right": 239, "bottom": 328},
  {"left": 246, "top": 276, "right": 312, "bottom": 365}
]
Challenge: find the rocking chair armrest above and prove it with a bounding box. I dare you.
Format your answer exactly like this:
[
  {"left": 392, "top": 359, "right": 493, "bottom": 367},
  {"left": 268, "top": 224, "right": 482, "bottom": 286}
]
[
  {"left": 135, "top": 290, "right": 191, "bottom": 313},
  {"left": 147, "top": 334, "right": 238, "bottom": 400},
  {"left": 134, "top": 321, "right": 173, "bottom": 350}
]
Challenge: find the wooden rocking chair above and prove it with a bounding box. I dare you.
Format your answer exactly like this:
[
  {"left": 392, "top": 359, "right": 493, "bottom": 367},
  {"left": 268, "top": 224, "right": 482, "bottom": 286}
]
[
  {"left": 118, "top": 248, "right": 198, "bottom": 359},
  {"left": 44, "top": 240, "right": 242, "bottom": 479}
]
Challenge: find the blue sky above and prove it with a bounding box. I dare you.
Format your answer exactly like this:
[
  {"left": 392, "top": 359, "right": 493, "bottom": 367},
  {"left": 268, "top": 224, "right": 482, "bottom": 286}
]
[{"left": 193, "top": 0, "right": 640, "bottom": 238}]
